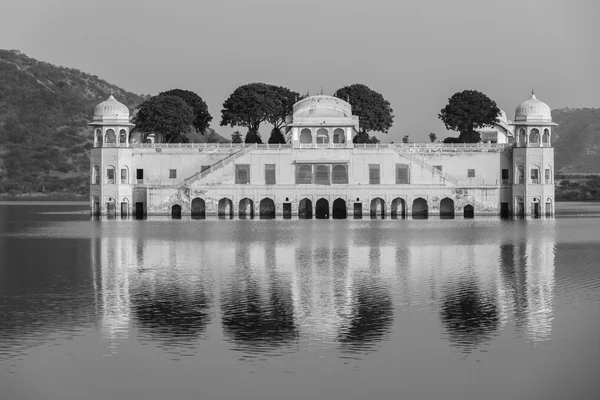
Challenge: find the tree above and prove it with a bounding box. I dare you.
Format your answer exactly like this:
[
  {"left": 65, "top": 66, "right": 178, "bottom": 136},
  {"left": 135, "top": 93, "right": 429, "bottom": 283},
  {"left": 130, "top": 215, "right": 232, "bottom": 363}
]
[
  {"left": 403, "top": 135, "right": 410, "bottom": 143},
  {"left": 429, "top": 132, "right": 437, "bottom": 142},
  {"left": 133, "top": 95, "right": 194, "bottom": 143},
  {"left": 220, "top": 82, "right": 298, "bottom": 138},
  {"left": 159, "top": 89, "right": 212, "bottom": 134},
  {"left": 267, "top": 128, "right": 286, "bottom": 144},
  {"left": 245, "top": 130, "right": 263, "bottom": 144},
  {"left": 438, "top": 90, "right": 500, "bottom": 143},
  {"left": 231, "top": 130, "right": 243, "bottom": 143},
  {"left": 334, "top": 84, "right": 394, "bottom": 137}
]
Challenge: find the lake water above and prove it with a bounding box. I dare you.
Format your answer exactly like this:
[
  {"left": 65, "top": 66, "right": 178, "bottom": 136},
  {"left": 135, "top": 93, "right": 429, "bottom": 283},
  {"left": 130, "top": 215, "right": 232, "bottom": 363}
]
[{"left": 1, "top": 202, "right": 599, "bottom": 400}]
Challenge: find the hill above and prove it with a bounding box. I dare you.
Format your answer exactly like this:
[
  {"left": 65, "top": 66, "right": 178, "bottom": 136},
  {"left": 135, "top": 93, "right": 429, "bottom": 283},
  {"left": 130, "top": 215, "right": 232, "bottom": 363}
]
[{"left": 552, "top": 107, "right": 600, "bottom": 172}]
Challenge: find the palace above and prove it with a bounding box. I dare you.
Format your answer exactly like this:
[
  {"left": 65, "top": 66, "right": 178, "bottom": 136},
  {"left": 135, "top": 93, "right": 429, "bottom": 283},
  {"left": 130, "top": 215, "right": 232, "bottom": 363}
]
[{"left": 89, "top": 92, "right": 556, "bottom": 218}]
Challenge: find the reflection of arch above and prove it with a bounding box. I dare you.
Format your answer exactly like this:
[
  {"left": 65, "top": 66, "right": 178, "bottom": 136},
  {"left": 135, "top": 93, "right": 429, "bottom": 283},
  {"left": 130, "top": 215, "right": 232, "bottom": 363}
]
[
  {"left": 463, "top": 204, "right": 474, "bottom": 218},
  {"left": 332, "top": 198, "right": 347, "bottom": 219},
  {"left": 391, "top": 197, "right": 406, "bottom": 218},
  {"left": 542, "top": 129, "right": 550, "bottom": 146},
  {"left": 218, "top": 198, "right": 233, "bottom": 217},
  {"left": 439, "top": 280, "right": 499, "bottom": 351},
  {"left": 333, "top": 128, "right": 345, "bottom": 143},
  {"left": 440, "top": 197, "right": 455, "bottom": 217},
  {"left": 299, "top": 128, "right": 312, "bottom": 144},
  {"left": 315, "top": 198, "right": 329, "bottom": 219},
  {"left": 105, "top": 129, "right": 116, "bottom": 144},
  {"left": 119, "top": 129, "right": 127, "bottom": 144},
  {"left": 518, "top": 128, "right": 526, "bottom": 147},
  {"left": 316, "top": 128, "right": 329, "bottom": 144},
  {"left": 191, "top": 197, "right": 205, "bottom": 218},
  {"left": 259, "top": 198, "right": 275, "bottom": 218},
  {"left": 370, "top": 197, "right": 385, "bottom": 218},
  {"left": 238, "top": 198, "right": 254, "bottom": 218},
  {"left": 412, "top": 197, "right": 428, "bottom": 218},
  {"left": 298, "top": 198, "right": 313, "bottom": 219},
  {"left": 171, "top": 204, "right": 182, "bottom": 219},
  {"left": 529, "top": 128, "right": 540, "bottom": 146}
]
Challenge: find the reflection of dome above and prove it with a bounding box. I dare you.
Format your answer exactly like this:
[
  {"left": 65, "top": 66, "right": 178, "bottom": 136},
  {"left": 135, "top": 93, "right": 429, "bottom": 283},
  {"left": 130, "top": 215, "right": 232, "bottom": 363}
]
[
  {"left": 515, "top": 93, "right": 551, "bottom": 122},
  {"left": 93, "top": 94, "right": 130, "bottom": 122},
  {"left": 292, "top": 95, "right": 352, "bottom": 118}
]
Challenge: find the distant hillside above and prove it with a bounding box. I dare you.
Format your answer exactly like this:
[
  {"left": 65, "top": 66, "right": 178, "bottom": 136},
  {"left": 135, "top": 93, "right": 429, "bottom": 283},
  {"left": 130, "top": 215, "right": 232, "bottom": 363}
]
[
  {"left": 552, "top": 108, "right": 600, "bottom": 172},
  {"left": 0, "top": 50, "right": 228, "bottom": 196}
]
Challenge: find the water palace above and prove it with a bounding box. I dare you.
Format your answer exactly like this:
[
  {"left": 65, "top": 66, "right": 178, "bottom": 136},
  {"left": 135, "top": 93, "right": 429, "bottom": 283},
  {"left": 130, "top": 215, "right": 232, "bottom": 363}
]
[{"left": 89, "top": 92, "right": 556, "bottom": 218}]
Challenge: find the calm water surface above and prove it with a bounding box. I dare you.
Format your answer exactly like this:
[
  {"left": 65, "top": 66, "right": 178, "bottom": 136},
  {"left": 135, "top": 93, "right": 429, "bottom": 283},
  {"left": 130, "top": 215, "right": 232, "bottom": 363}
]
[{"left": 1, "top": 202, "right": 599, "bottom": 400}]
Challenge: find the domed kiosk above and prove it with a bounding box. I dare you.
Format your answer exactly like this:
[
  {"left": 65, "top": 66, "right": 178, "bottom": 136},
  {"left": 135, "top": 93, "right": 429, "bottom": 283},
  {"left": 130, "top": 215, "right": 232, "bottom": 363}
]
[{"left": 88, "top": 94, "right": 135, "bottom": 148}]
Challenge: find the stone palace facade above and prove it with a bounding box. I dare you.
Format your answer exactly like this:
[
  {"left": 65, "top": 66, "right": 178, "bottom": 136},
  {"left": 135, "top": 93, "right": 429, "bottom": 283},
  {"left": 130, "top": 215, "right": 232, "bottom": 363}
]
[{"left": 88, "top": 92, "right": 556, "bottom": 218}]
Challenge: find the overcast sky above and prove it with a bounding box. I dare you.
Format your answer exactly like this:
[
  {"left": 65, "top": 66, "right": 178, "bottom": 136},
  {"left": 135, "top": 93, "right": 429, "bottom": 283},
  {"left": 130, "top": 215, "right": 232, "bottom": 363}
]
[{"left": 2, "top": 0, "right": 599, "bottom": 142}]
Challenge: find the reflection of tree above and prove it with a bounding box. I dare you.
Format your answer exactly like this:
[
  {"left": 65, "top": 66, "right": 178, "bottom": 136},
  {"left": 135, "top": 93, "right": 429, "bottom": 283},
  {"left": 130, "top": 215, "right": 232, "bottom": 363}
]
[
  {"left": 338, "top": 279, "right": 394, "bottom": 351},
  {"left": 439, "top": 280, "right": 499, "bottom": 351},
  {"left": 131, "top": 284, "right": 212, "bottom": 343}
]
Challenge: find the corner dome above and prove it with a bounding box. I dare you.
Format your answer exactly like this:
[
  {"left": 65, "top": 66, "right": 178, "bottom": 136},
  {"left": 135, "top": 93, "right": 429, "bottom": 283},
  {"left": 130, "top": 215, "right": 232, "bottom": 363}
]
[
  {"left": 93, "top": 94, "right": 130, "bottom": 122},
  {"left": 514, "top": 93, "right": 551, "bottom": 122}
]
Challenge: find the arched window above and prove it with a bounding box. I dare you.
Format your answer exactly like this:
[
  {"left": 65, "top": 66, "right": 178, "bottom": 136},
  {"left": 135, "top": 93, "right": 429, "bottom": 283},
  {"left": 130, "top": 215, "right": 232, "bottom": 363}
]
[
  {"left": 119, "top": 129, "right": 127, "bottom": 145},
  {"left": 105, "top": 129, "right": 116, "bottom": 144},
  {"left": 333, "top": 128, "right": 345, "bottom": 144},
  {"left": 93, "top": 165, "right": 100, "bottom": 184},
  {"left": 120, "top": 166, "right": 129, "bottom": 184},
  {"left": 519, "top": 129, "right": 526, "bottom": 147},
  {"left": 106, "top": 165, "right": 116, "bottom": 184},
  {"left": 299, "top": 128, "right": 312, "bottom": 144},
  {"left": 530, "top": 165, "right": 540, "bottom": 184},
  {"left": 529, "top": 129, "right": 540, "bottom": 146},
  {"left": 545, "top": 165, "right": 552, "bottom": 184},
  {"left": 95, "top": 129, "right": 102, "bottom": 147},
  {"left": 517, "top": 164, "right": 524, "bottom": 184},
  {"left": 316, "top": 128, "right": 329, "bottom": 144},
  {"left": 542, "top": 129, "right": 550, "bottom": 147}
]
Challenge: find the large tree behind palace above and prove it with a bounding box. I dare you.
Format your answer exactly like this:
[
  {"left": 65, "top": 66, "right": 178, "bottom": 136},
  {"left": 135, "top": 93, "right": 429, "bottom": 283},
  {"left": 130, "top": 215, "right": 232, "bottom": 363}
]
[{"left": 439, "top": 90, "right": 500, "bottom": 143}]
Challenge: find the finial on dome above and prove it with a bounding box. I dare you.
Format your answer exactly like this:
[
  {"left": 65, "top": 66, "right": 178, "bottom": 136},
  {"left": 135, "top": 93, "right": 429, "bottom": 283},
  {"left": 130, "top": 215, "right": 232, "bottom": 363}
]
[{"left": 320, "top": 86, "right": 323, "bottom": 95}]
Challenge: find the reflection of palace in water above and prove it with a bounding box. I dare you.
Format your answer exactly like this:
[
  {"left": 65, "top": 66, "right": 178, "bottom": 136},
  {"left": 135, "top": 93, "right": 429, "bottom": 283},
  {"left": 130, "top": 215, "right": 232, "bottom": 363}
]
[{"left": 90, "top": 221, "right": 556, "bottom": 354}]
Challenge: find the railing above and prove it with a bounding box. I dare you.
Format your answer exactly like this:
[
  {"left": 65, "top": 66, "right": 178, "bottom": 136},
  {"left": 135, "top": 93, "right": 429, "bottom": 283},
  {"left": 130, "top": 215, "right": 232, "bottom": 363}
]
[
  {"left": 184, "top": 143, "right": 258, "bottom": 184},
  {"left": 298, "top": 143, "right": 347, "bottom": 148}
]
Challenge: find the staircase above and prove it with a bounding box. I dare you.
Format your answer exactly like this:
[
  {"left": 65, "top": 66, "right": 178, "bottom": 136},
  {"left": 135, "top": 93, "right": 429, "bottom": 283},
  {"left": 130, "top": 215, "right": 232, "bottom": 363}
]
[
  {"left": 390, "top": 144, "right": 460, "bottom": 185},
  {"left": 184, "top": 144, "right": 257, "bottom": 185}
]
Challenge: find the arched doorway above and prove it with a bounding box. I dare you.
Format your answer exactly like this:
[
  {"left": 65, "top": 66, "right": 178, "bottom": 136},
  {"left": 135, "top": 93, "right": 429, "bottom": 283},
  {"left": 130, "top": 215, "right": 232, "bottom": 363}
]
[
  {"left": 239, "top": 198, "right": 254, "bottom": 218},
  {"left": 440, "top": 198, "right": 455, "bottom": 218},
  {"left": 259, "top": 198, "right": 275, "bottom": 219},
  {"left": 412, "top": 198, "right": 428, "bottom": 218},
  {"left": 332, "top": 198, "right": 347, "bottom": 219},
  {"left": 531, "top": 198, "right": 541, "bottom": 218},
  {"left": 391, "top": 197, "right": 406, "bottom": 218},
  {"left": 370, "top": 197, "right": 385, "bottom": 218},
  {"left": 315, "top": 198, "right": 329, "bottom": 219},
  {"left": 463, "top": 204, "right": 474, "bottom": 218},
  {"left": 298, "top": 198, "right": 312, "bottom": 219},
  {"left": 218, "top": 198, "right": 233, "bottom": 218},
  {"left": 106, "top": 198, "right": 116, "bottom": 217},
  {"left": 92, "top": 197, "right": 100, "bottom": 216},
  {"left": 191, "top": 197, "right": 205, "bottom": 218},
  {"left": 171, "top": 204, "right": 182, "bottom": 219}
]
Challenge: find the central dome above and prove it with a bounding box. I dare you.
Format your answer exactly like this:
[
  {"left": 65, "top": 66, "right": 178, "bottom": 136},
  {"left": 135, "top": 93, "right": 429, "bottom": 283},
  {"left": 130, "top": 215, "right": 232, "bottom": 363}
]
[
  {"left": 515, "top": 93, "right": 551, "bottom": 122},
  {"left": 292, "top": 95, "right": 352, "bottom": 118},
  {"left": 93, "top": 94, "right": 130, "bottom": 122}
]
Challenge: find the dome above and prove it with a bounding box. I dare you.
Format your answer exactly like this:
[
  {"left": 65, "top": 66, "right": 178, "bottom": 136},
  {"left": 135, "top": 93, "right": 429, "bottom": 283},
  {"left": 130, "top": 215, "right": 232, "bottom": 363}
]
[
  {"left": 514, "top": 92, "right": 551, "bottom": 122},
  {"left": 93, "top": 94, "right": 130, "bottom": 122},
  {"left": 292, "top": 95, "right": 352, "bottom": 119}
]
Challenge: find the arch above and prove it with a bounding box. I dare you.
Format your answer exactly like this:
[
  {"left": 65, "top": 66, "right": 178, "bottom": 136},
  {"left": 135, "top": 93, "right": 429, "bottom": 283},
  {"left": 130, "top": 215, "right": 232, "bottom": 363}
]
[
  {"left": 332, "top": 198, "right": 347, "bottom": 219},
  {"left": 391, "top": 197, "right": 406, "bottom": 218},
  {"left": 530, "top": 165, "right": 540, "bottom": 184},
  {"left": 412, "top": 197, "right": 428, "bottom": 218},
  {"left": 370, "top": 197, "right": 386, "bottom": 218},
  {"left": 92, "top": 197, "right": 100, "bottom": 216},
  {"left": 105, "top": 129, "right": 116, "bottom": 144},
  {"left": 239, "top": 198, "right": 254, "bottom": 218},
  {"left": 95, "top": 129, "right": 103, "bottom": 147},
  {"left": 191, "top": 197, "right": 205, "bottom": 218},
  {"left": 297, "top": 165, "right": 313, "bottom": 184},
  {"left": 316, "top": 128, "right": 329, "bottom": 144},
  {"left": 106, "top": 197, "right": 117, "bottom": 217},
  {"left": 529, "top": 128, "right": 540, "bottom": 146},
  {"left": 259, "top": 198, "right": 275, "bottom": 219},
  {"left": 298, "top": 198, "right": 313, "bottom": 219},
  {"left": 542, "top": 129, "right": 550, "bottom": 147},
  {"left": 120, "top": 198, "right": 129, "bottom": 217},
  {"left": 119, "top": 129, "right": 127, "bottom": 145},
  {"left": 315, "top": 198, "right": 329, "bottom": 219},
  {"left": 93, "top": 165, "right": 100, "bottom": 185},
  {"left": 545, "top": 197, "right": 553, "bottom": 216},
  {"left": 333, "top": 128, "right": 345, "bottom": 144},
  {"left": 120, "top": 166, "right": 129, "bottom": 184},
  {"left": 106, "top": 165, "right": 116, "bottom": 184},
  {"left": 218, "top": 198, "right": 233, "bottom": 218},
  {"left": 440, "top": 197, "right": 455, "bottom": 218},
  {"left": 518, "top": 129, "right": 526, "bottom": 147},
  {"left": 517, "top": 164, "right": 525, "bottom": 184},
  {"left": 331, "top": 164, "right": 348, "bottom": 184},
  {"left": 463, "top": 204, "right": 474, "bottom": 218},
  {"left": 516, "top": 197, "right": 525, "bottom": 217},
  {"left": 300, "top": 128, "right": 312, "bottom": 144},
  {"left": 544, "top": 165, "right": 552, "bottom": 184},
  {"left": 171, "top": 204, "right": 182, "bottom": 219}
]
